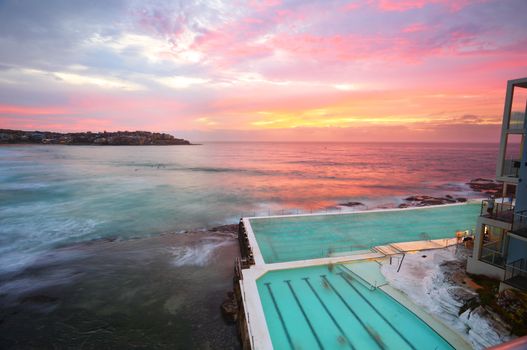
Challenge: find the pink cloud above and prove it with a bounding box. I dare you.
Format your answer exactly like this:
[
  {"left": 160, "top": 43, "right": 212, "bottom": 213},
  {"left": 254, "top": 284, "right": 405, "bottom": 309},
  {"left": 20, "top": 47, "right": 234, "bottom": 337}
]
[
  {"left": 343, "top": 2, "right": 362, "bottom": 11},
  {"left": 377, "top": 0, "right": 428, "bottom": 11},
  {"left": 0, "top": 104, "right": 70, "bottom": 116},
  {"left": 402, "top": 22, "right": 430, "bottom": 33},
  {"left": 376, "top": 0, "right": 478, "bottom": 12}
]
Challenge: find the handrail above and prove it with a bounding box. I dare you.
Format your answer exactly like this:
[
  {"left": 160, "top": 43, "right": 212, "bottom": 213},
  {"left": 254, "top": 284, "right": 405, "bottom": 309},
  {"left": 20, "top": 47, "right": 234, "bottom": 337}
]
[
  {"left": 504, "top": 258, "right": 526, "bottom": 282},
  {"left": 337, "top": 265, "right": 377, "bottom": 291},
  {"left": 512, "top": 213, "right": 527, "bottom": 237},
  {"left": 480, "top": 199, "right": 515, "bottom": 223},
  {"left": 502, "top": 158, "right": 521, "bottom": 177}
]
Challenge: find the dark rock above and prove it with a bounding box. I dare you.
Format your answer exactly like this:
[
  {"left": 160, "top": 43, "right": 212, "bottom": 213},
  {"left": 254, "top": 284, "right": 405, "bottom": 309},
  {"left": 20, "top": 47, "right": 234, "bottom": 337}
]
[
  {"left": 456, "top": 197, "right": 467, "bottom": 202},
  {"left": 220, "top": 292, "right": 238, "bottom": 323},
  {"left": 448, "top": 287, "right": 477, "bottom": 303},
  {"left": 404, "top": 194, "right": 466, "bottom": 207},
  {"left": 467, "top": 178, "right": 503, "bottom": 194},
  {"left": 339, "top": 201, "right": 365, "bottom": 207}
]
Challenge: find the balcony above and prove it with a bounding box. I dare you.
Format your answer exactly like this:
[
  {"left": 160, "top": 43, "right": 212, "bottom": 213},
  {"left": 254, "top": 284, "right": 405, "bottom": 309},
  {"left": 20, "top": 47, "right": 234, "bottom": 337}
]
[
  {"left": 502, "top": 158, "right": 521, "bottom": 178},
  {"left": 508, "top": 111, "right": 526, "bottom": 131},
  {"left": 480, "top": 199, "right": 515, "bottom": 223},
  {"left": 504, "top": 258, "right": 527, "bottom": 291},
  {"left": 480, "top": 241, "right": 506, "bottom": 268},
  {"left": 511, "top": 211, "right": 527, "bottom": 238}
]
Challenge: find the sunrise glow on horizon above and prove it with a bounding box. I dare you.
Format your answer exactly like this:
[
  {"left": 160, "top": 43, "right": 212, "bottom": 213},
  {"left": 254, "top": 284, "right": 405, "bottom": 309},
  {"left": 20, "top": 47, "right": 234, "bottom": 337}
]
[{"left": 1, "top": 0, "right": 526, "bottom": 142}]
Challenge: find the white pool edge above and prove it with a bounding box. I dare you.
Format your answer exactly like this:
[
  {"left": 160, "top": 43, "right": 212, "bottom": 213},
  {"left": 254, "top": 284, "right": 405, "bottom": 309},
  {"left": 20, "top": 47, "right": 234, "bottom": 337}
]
[{"left": 245, "top": 198, "right": 483, "bottom": 220}]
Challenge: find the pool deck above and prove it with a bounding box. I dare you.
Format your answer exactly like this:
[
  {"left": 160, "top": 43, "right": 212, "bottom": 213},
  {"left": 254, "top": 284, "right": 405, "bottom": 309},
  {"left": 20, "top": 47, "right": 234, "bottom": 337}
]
[{"left": 238, "top": 201, "right": 480, "bottom": 350}]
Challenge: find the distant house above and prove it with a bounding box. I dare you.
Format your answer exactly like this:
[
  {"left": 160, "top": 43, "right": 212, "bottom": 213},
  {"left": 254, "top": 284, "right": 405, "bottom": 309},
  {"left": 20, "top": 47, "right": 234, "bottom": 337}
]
[
  {"left": 30, "top": 132, "right": 45, "bottom": 141},
  {"left": 467, "top": 77, "right": 527, "bottom": 291}
]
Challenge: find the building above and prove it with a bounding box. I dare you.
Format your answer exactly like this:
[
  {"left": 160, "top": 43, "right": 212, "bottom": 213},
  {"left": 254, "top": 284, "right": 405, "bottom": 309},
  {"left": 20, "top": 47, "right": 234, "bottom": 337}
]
[{"left": 467, "top": 77, "right": 527, "bottom": 291}]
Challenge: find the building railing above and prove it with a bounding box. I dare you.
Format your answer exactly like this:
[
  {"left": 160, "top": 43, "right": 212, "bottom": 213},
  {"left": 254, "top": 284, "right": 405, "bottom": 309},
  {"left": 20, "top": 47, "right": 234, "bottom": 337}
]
[
  {"left": 511, "top": 211, "right": 527, "bottom": 238},
  {"left": 508, "top": 111, "right": 526, "bottom": 130},
  {"left": 480, "top": 240, "right": 506, "bottom": 267},
  {"left": 504, "top": 258, "right": 527, "bottom": 290},
  {"left": 502, "top": 158, "right": 521, "bottom": 178},
  {"left": 480, "top": 199, "right": 515, "bottom": 223}
]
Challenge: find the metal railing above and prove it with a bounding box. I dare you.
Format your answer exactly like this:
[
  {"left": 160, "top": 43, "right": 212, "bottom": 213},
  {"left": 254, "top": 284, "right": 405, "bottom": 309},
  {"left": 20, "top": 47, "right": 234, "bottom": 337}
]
[
  {"left": 480, "top": 199, "right": 515, "bottom": 223},
  {"left": 511, "top": 211, "right": 527, "bottom": 238},
  {"left": 338, "top": 265, "right": 378, "bottom": 291},
  {"left": 502, "top": 158, "right": 521, "bottom": 178},
  {"left": 238, "top": 206, "right": 353, "bottom": 219},
  {"left": 508, "top": 111, "right": 526, "bottom": 130},
  {"left": 480, "top": 240, "right": 506, "bottom": 267},
  {"left": 504, "top": 258, "right": 527, "bottom": 290}
]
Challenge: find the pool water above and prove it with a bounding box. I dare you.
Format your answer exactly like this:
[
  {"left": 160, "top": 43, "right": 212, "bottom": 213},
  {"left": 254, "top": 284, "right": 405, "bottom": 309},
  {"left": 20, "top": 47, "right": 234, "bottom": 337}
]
[
  {"left": 256, "top": 265, "right": 454, "bottom": 350},
  {"left": 250, "top": 203, "right": 479, "bottom": 263}
]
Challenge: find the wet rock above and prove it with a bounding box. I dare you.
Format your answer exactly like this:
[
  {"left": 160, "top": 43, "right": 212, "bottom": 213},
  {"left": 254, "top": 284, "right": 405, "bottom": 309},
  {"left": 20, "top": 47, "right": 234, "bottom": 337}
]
[
  {"left": 339, "top": 201, "right": 365, "bottom": 207},
  {"left": 467, "top": 178, "right": 503, "bottom": 195},
  {"left": 459, "top": 306, "right": 513, "bottom": 349},
  {"left": 404, "top": 195, "right": 457, "bottom": 206},
  {"left": 220, "top": 292, "right": 238, "bottom": 323},
  {"left": 448, "top": 287, "right": 477, "bottom": 303}
]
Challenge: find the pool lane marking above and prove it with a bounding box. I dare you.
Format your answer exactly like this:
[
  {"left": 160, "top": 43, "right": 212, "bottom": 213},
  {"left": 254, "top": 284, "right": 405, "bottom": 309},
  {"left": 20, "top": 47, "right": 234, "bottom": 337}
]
[
  {"left": 302, "top": 277, "right": 355, "bottom": 350},
  {"left": 320, "top": 275, "right": 385, "bottom": 350},
  {"left": 264, "top": 282, "right": 294, "bottom": 350},
  {"left": 337, "top": 272, "right": 417, "bottom": 350},
  {"left": 284, "top": 279, "right": 325, "bottom": 350}
]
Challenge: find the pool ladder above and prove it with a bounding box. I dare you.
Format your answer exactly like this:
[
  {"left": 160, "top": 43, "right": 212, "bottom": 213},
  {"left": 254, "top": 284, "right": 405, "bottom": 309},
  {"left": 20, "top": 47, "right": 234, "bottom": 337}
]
[{"left": 337, "top": 265, "right": 378, "bottom": 291}]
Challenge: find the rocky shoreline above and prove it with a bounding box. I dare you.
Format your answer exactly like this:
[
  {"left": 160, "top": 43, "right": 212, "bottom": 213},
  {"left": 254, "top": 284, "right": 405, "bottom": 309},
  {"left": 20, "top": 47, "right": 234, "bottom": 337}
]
[
  {"left": 381, "top": 246, "right": 522, "bottom": 349},
  {"left": 466, "top": 178, "right": 503, "bottom": 195},
  {"left": 339, "top": 178, "right": 502, "bottom": 210}
]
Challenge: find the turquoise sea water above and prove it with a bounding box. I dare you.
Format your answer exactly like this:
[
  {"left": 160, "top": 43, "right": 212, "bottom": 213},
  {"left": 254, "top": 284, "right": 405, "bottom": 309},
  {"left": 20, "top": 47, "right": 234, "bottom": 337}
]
[
  {"left": 0, "top": 143, "right": 496, "bottom": 273},
  {"left": 250, "top": 203, "right": 479, "bottom": 263},
  {"left": 257, "top": 264, "right": 454, "bottom": 350}
]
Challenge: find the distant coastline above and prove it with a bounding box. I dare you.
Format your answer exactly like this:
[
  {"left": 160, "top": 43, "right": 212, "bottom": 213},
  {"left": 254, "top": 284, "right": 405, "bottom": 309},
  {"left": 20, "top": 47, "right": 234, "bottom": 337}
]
[{"left": 0, "top": 129, "right": 193, "bottom": 146}]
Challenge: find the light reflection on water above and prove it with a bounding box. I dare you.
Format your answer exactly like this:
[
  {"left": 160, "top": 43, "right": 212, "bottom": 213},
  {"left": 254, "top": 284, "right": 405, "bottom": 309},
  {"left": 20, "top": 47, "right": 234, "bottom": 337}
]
[
  {"left": 0, "top": 142, "right": 496, "bottom": 272},
  {"left": 0, "top": 142, "right": 497, "bottom": 348}
]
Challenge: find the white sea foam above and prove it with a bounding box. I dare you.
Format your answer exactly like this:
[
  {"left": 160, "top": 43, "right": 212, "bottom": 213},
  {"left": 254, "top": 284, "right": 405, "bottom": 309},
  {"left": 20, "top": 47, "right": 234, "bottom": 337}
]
[
  {"left": 169, "top": 239, "right": 231, "bottom": 267},
  {"left": 381, "top": 246, "right": 513, "bottom": 349}
]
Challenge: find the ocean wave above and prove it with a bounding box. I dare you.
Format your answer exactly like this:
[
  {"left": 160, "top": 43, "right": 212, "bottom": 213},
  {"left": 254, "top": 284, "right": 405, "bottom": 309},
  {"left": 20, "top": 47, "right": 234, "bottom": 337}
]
[
  {"left": 116, "top": 162, "right": 180, "bottom": 169},
  {"left": 169, "top": 239, "right": 231, "bottom": 267},
  {"left": 1, "top": 182, "right": 50, "bottom": 190},
  {"left": 186, "top": 166, "right": 245, "bottom": 173}
]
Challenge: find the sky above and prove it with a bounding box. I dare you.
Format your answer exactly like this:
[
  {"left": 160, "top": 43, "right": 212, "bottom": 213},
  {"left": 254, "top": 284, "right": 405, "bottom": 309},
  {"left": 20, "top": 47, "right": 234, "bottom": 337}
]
[{"left": 0, "top": 0, "right": 526, "bottom": 142}]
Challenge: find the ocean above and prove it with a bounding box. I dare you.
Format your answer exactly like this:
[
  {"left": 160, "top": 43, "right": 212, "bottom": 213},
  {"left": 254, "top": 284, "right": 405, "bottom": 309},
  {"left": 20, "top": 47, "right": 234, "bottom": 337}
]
[{"left": 0, "top": 142, "right": 497, "bottom": 348}]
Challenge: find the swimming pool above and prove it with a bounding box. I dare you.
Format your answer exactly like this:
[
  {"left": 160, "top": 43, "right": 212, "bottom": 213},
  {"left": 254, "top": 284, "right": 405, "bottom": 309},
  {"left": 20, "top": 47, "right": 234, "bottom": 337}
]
[
  {"left": 249, "top": 203, "right": 479, "bottom": 263},
  {"left": 256, "top": 264, "right": 455, "bottom": 350}
]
